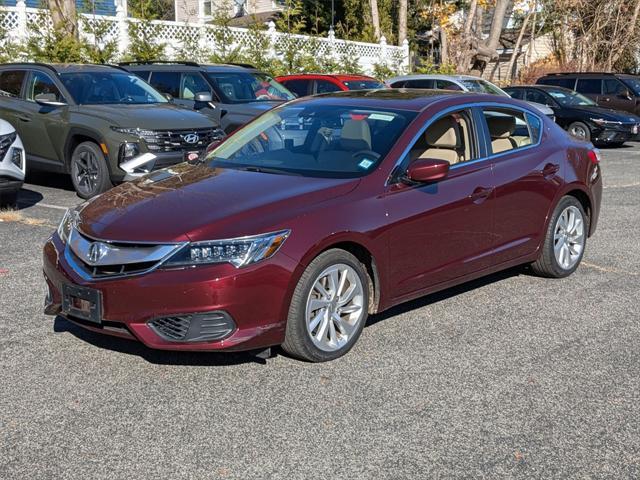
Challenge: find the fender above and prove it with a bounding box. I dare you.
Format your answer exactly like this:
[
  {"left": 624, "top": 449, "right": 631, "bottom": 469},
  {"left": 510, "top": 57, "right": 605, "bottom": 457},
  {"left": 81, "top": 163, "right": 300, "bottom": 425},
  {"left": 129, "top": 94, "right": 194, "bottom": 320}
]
[{"left": 62, "top": 127, "right": 113, "bottom": 174}]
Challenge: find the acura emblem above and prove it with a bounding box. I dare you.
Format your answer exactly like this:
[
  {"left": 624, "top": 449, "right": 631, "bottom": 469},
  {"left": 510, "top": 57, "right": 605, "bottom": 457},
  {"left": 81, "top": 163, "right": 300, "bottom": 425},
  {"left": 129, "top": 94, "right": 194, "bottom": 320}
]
[
  {"left": 182, "top": 133, "right": 200, "bottom": 144},
  {"left": 87, "top": 242, "right": 109, "bottom": 264}
]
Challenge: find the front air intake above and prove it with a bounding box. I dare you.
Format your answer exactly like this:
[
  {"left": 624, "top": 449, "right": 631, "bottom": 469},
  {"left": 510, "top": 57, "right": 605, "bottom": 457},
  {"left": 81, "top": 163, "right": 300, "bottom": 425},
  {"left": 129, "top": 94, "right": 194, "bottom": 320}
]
[{"left": 148, "top": 311, "right": 235, "bottom": 342}]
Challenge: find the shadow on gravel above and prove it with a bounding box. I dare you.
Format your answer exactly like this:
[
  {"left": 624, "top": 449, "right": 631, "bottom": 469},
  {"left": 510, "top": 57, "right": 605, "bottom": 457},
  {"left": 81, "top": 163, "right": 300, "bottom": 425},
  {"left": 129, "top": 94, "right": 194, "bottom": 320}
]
[
  {"left": 53, "top": 316, "right": 267, "bottom": 366},
  {"left": 15, "top": 188, "right": 44, "bottom": 210},
  {"left": 366, "top": 266, "right": 524, "bottom": 327}
]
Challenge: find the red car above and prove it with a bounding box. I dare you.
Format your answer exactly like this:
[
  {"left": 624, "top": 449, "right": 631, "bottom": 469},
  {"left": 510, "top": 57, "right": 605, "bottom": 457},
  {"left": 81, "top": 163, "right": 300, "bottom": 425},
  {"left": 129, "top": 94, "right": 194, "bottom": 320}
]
[
  {"left": 276, "top": 74, "right": 385, "bottom": 97},
  {"left": 43, "top": 90, "right": 602, "bottom": 362}
]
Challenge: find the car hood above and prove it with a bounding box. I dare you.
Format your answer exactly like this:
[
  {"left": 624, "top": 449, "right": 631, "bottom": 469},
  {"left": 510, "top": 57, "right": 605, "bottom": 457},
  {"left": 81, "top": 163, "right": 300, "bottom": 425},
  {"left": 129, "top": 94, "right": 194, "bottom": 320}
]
[
  {"left": 568, "top": 105, "right": 640, "bottom": 122},
  {"left": 74, "top": 103, "right": 216, "bottom": 129},
  {"left": 77, "top": 163, "right": 359, "bottom": 242}
]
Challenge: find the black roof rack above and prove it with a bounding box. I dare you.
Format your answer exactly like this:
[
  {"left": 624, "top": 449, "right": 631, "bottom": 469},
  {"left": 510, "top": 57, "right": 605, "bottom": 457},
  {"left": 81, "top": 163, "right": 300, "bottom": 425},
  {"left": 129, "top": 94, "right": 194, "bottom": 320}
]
[
  {"left": 0, "top": 62, "right": 60, "bottom": 74},
  {"left": 118, "top": 60, "right": 201, "bottom": 67},
  {"left": 224, "top": 62, "right": 256, "bottom": 69},
  {"left": 544, "top": 72, "right": 619, "bottom": 76}
]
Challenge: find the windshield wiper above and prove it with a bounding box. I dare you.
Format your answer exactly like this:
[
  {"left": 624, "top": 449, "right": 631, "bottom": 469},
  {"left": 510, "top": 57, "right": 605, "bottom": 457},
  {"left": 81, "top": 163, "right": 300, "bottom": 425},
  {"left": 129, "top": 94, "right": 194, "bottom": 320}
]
[{"left": 237, "top": 165, "right": 299, "bottom": 176}]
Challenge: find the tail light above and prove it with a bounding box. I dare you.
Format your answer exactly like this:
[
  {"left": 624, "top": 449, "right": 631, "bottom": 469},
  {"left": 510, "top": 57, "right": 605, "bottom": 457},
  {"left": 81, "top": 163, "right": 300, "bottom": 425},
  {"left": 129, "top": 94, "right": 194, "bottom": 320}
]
[{"left": 587, "top": 149, "right": 601, "bottom": 164}]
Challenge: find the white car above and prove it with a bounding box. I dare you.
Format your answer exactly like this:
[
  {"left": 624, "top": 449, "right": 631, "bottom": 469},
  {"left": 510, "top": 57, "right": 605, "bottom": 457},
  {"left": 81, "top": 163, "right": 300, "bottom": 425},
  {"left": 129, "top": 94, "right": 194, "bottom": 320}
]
[
  {"left": 386, "top": 74, "right": 556, "bottom": 120},
  {"left": 0, "top": 119, "right": 26, "bottom": 206}
]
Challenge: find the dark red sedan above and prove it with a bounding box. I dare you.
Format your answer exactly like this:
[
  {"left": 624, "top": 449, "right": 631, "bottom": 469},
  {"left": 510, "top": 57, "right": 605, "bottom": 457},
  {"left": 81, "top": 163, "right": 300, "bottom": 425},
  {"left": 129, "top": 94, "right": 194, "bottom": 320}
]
[
  {"left": 43, "top": 90, "right": 602, "bottom": 362},
  {"left": 276, "top": 73, "right": 385, "bottom": 97}
]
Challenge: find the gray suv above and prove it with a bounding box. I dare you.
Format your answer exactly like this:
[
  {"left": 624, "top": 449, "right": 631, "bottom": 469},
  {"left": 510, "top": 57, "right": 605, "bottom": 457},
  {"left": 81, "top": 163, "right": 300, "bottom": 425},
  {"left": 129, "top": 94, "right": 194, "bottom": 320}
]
[
  {"left": 120, "top": 62, "right": 295, "bottom": 133},
  {"left": 0, "top": 63, "right": 225, "bottom": 198}
]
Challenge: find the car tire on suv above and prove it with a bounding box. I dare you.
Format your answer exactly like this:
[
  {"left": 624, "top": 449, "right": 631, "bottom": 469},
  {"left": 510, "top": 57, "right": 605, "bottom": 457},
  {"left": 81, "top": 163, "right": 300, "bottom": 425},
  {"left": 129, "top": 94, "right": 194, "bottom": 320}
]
[
  {"left": 70, "top": 141, "right": 113, "bottom": 199},
  {"left": 283, "top": 249, "right": 370, "bottom": 362}
]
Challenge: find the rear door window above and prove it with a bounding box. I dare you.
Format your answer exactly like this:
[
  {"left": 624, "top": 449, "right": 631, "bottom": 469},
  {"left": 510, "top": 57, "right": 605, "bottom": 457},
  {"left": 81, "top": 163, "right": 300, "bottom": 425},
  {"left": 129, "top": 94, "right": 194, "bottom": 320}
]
[
  {"left": 526, "top": 89, "right": 552, "bottom": 106},
  {"left": 0, "top": 70, "right": 26, "bottom": 98},
  {"left": 404, "top": 79, "right": 434, "bottom": 89},
  {"left": 434, "top": 80, "right": 462, "bottom": 91},
  {"left": 603, "top": 78, "right": 628, "bottom": 95},
  {"left": 314, "top": 80, "right": 341, "bottom": 94},
  {"left": 481, "top": 107, "right": 542, "bottom": 155},
  {"left": 131, "top": 70, "right": 150, "bottom": 81},
  {"left": 539, "top": 77, "right": 576, "bottom": 89},
  {"left": 506, "top": 89, "right": 524, "bottom": 100},
  {"left": 282, "top": 79, "right": 311, "bottom": 97},
  {"left": 576, "top": 78, "right": 602, "bottom": 95},
  {"left": 149, "top": 71, "right": 181, "bottom": 98}
]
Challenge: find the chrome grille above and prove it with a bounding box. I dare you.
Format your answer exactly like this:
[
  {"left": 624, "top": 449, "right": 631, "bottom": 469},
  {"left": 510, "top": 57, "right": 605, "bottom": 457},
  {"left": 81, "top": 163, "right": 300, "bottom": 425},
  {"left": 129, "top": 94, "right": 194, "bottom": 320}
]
[
  {"left": 66, "top": 228, "right": 185, "bottom": 281},
  {"left": 140, "top": 128, "right": 224, "bottom": 153}
]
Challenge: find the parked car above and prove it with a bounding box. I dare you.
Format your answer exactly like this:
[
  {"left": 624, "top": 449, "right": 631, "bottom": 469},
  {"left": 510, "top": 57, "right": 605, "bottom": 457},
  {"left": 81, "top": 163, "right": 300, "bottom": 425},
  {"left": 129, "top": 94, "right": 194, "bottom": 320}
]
[
  {"left": 504, "top": 85, "right": 640, "bottom": 146},
  {"left": 0, "top": 119, "right": 25, "bottom": 206},
  {"left": 0, "top": 63, "right": 225, "bottom": 199},
  {"left": 386, "top": 74, "right": 556, "bottom": 119},
  {"left": 121, "top": 61, "right": 295, "bottom": 134},
  {"left": 275, "top": 74, "right": 385, "bottom": 97},
  {"left": 43, "top": 89, "right": 602, "bottom": 362},
  {"left": 536, "top": 72, "right": 640, "bottom": 116}
]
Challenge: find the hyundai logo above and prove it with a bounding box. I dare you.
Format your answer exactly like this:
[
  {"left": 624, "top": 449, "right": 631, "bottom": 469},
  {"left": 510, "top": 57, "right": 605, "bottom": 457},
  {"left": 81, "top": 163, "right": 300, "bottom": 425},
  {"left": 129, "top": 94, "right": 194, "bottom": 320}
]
[
  {"left": 87, "top": 242, "right": 109, "bottom": 264},
  {"left": 182, "top": 133, "right": 200, "bottom": 144}
]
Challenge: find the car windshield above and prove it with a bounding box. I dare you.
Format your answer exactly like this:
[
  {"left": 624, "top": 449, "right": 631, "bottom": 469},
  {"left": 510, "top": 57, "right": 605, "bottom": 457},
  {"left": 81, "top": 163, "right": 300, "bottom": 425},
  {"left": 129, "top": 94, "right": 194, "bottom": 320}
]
[
  {"left": 343, "top": 80, "right": 385, "bottom": 90},
  {"left": 60, "top": 71, "right": 167, "bottom": 105},
  {"left": 460, "top": 79, "right": 507, "bottom": 96},
  {"left": 206, "top": 103, "right": 416, "bottom": 178},
  {"left": 546, "top": 89, "right": 596, "bottom": 106},
  {"left": 206, "top": 71, "right": 295, "bottom": 103}
]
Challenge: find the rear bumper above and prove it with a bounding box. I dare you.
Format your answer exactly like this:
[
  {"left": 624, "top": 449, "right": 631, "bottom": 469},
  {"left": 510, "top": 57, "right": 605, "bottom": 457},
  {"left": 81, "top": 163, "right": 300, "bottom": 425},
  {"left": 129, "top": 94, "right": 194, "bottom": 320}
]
[{"left": 43, "top": 234, "right": 298, "bottom": 352}]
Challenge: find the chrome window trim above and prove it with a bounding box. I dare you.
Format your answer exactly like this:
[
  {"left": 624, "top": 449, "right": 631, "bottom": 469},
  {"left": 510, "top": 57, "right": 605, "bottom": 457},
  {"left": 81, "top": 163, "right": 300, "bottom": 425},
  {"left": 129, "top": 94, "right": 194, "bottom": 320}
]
[{"left": 386, "top": 100, "right": 545, "bottom": 185}]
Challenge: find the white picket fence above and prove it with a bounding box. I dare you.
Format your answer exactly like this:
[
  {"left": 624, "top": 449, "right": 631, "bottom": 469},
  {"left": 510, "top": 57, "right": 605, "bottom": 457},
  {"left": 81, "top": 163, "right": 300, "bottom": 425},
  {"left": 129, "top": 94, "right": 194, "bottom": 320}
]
[{"left": 0, "top": 1, "right": 410, "bottom": 75}]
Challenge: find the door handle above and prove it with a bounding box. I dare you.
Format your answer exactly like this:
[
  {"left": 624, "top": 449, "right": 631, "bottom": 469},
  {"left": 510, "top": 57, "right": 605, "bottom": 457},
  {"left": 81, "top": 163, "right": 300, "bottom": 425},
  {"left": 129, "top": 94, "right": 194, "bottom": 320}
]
[
  {"left": 469, "top": 186, "right": 493, "bottom": 204},
  {"left": 542, "top": 163, "right": 560, "bottom": 178},
  {"left": 18, "top": 115, "right": 31, "bottom": 122}
]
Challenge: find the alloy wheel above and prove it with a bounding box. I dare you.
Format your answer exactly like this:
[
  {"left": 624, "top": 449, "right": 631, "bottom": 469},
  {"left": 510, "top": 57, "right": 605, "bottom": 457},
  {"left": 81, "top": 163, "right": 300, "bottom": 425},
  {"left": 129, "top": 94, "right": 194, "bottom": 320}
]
[
  {"left": 569, "top": 124, "right": 588, "bottom": 139},
  {"left": 72, "top": 149, "right": 100, "bottom": 197},
  {"left": 305, "top": 263, "right": 365, "bottom": 352},
  {"left": 553, "top": 205, "right": 585, "bottom": 270}
]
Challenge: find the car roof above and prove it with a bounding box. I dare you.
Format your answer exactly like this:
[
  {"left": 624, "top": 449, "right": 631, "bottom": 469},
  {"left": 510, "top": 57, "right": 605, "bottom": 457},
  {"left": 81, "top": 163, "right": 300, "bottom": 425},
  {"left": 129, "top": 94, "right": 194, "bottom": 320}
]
[
  {"left": 387, "top": 74, "right": 487, "bottom": 83},
  {"left": 119, "top": 62, "right": 260, "bottom": 73},
  {"left": 277, "top": 73, "right": 378, "bottom": 82},
  {"left": 540, "top": 72, "right": 640, "bottom": 78},
  {"left": 512, "top": 84, "right": 576, "bottom": 93},
  {"left": 0, "top": 62, "right": 127, "bottom": 74},
  {"left": 286, "top": 88, "right": 516, "bottom": 112}
]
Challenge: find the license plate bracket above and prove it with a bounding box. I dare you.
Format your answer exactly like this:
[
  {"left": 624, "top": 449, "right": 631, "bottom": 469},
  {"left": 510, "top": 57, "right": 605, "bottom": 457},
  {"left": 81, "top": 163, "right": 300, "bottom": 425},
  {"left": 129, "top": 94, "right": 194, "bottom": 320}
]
[{"left": 62, "top": 284, "right": 102, "bottom": 324}]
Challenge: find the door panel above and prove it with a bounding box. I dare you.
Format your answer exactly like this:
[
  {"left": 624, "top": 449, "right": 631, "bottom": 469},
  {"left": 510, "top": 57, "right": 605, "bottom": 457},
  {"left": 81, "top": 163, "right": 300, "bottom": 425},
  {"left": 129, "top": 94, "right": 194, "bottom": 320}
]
[
  {"left": 384, "top": 160, "right": 495, "bottom": 298},
  {"left": 599, "top": 78, "right": 636, "bottom": 113},
  {"left": 21, "top": 71, "right": 68, "bottom": 165}
]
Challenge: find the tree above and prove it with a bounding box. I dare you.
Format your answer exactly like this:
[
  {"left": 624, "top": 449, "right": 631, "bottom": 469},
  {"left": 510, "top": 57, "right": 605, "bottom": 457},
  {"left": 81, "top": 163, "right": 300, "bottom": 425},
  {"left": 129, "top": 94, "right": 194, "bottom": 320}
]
[
  {"left": 370, "top": 0, "right": 381, "bottom": 40},
  {"left": 469, "top": 0, "right": 510, "bottom": 75},
  {"left": 398, "top": 0, "right": 407, "bottom": 45},
  {"left": 505, "top": 2, "right": 534, "bottom": 82},
  {"left": 48, "top": 0, "right": 78, "bottom": 38}
]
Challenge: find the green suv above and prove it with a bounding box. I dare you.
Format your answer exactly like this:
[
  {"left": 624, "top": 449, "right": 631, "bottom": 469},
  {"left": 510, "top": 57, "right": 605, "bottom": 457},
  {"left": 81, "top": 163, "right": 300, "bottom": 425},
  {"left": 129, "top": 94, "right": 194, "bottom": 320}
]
[{"left": 0, "top": 63, "right": 225, "bottom": 198}]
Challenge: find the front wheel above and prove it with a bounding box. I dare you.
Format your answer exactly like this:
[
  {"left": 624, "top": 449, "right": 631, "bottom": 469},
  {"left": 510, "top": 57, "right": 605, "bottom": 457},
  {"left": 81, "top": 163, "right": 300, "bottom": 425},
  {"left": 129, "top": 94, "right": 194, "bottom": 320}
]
[
  {"left": 531, "top": 196, "right": 588, "bottom": 278},
  {"left": 282, "top": 249, "right": 369, "bottom": 362},
  {"left": 70, "top": 141, "right": 112, "bottom": 199},
  {"left": 567, "top": 121, "right": 591, "bottom": 141}
]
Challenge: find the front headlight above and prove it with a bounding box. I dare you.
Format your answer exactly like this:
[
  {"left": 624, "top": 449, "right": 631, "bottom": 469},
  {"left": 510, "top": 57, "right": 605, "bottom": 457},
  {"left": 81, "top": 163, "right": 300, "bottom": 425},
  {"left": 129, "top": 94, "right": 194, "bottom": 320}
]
[
  {"left": 163, "top": 229, "right": 291, "bottom": 268},
  {"left": 57, "top": 208, "right": 80, "bottom": 244}
]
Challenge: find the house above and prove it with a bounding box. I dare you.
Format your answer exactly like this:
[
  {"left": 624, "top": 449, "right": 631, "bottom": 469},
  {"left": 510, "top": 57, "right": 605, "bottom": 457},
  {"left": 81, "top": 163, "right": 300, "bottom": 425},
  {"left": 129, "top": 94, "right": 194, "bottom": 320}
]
[
  {"left": 176, "top": 0, "right": 283, "bottom": 24},
  {"left": 4, "top": 0, "right": 117, "bottom": 16}
]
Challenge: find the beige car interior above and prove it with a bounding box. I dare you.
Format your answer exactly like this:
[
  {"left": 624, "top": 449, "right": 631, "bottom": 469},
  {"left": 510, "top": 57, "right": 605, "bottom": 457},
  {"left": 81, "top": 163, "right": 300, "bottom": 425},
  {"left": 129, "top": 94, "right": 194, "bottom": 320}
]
[
  {"left": 410, "top": 113, "right": 471, "bottom": 165},
  {"left": 486, "top": 113, "right": 532, "bottom": 154}
]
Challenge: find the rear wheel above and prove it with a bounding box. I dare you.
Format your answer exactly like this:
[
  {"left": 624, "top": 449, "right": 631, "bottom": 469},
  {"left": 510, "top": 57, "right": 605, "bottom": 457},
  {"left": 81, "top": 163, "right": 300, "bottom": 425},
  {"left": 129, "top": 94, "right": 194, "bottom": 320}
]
[
  {"left": 70, "top": 141, "right": 112, "bottom": 199},
  {"left": 282, "top": 249, "right": 369, "bottom": 362},
  {"left": 531, "top": 196, "right": 588, "bottom": 278},
  {"left": 567, "top": 122, "right": 591, "bottom": 141}
]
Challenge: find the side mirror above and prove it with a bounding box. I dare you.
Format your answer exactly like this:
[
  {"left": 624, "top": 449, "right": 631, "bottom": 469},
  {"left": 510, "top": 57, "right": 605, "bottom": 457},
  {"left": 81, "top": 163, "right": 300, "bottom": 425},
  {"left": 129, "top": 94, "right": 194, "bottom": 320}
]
[
  {"left": 194, "top": 92, "right": 213, "bottom": 103},
  {"left": 163, "top": 92, "right": 173, "bottom": 101},
  {"left": 405, "top": 159, "right": 450, "bottom": 183},
  {"left": 35, "top": 93, "right": 66, "bottom": 107},
  {"left": 619, "top": 89, "right": 633, "bottom": 100}
]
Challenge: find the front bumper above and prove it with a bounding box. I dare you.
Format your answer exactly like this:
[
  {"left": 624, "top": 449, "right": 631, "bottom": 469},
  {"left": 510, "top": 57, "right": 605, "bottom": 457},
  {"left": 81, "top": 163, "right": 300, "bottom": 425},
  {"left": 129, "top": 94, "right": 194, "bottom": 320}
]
[
  {"left": 0, "top": 135, "right": 26, "bottom": 190},
  {"left": 592, "top": 123, "right": 639, "bottom": 144},
  {"left": 43, "top": 234, "right": 299, "bottom": 352}
]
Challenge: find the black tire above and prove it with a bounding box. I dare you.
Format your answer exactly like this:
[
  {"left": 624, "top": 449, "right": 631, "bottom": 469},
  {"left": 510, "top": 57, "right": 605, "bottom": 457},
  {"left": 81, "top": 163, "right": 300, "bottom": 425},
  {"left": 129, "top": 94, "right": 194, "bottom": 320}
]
[
  {"left": 282, "top": 249, "right": 370, "bottom": 362},
  {"left": 0, "top": 189, "right": 18, "bottom": 208},
  {"left": 567, "top": 121, "right": 591, "bottom": 142},
  {"left": 531, "top": 196, "right": 588, "bottom": 278},
  {"left": 70, "top": 141, "right": 112, "bottom": 199}
]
